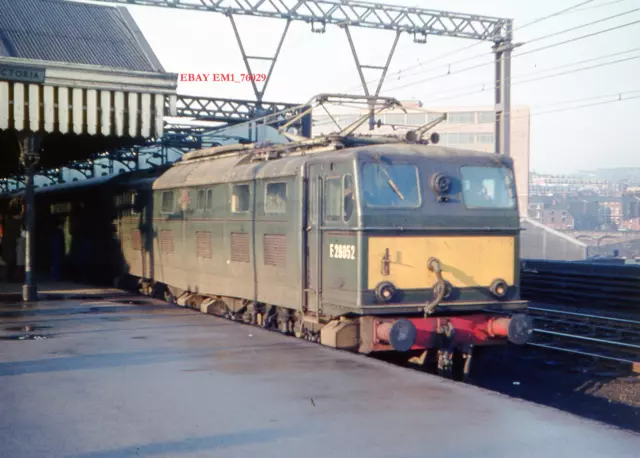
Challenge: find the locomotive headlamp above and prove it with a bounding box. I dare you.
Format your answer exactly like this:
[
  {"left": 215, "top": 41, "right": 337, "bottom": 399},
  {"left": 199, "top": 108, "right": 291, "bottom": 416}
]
[
  {"left": 490, "top": 279, "right": 508, "bottom": 298},
  {"left": 374, "top": 281, "right": 396, "bottom": 303},
  {"left": 431, "top": 173, "right": 451, "bottom": 194}
]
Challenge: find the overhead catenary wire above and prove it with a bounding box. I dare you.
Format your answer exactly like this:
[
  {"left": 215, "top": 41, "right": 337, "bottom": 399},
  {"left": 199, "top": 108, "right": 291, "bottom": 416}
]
[
  {"left": 317, "top": 94, "right": 640, "bottom": 137},
  {"left": 312, "top": 89, "right": 640, "bottom": 129},
  {"left": 382, "top": 17, "right": 640, "bottom": 94},
  {"left": 524, "top": 6, "right": 640, "bottom": 45},
  {"left": 499, "top": 93, "right": 640, "bottom": 120},
  {"left": 378, "top": 0, "right": 630, "bottom": 88},
  {"left": 436, "top": 92, "right": 640, "bottom": 130},
  {"left": 420, "top": 47, "right": 640, "bottom": 104},
  {"left": 508, "top": 88, "right": 640, "bottom": 113},
  {"left": 342, "top": 0, "right": 628, "bottom": 94},
  {"left": 384, "top": 5, "right": 640, "bottom": 92},
  {"left": 518, "top": 16, "right": 640, "bottom": 58},
  {"left": 310, "top": 93, "right": 640, "bottom": 130},
  {"left": 565, "top": 0, "right": 633, "bottom": 13},
  {"left": 340, "top": 0, "right": 602, "bottom": 93}
]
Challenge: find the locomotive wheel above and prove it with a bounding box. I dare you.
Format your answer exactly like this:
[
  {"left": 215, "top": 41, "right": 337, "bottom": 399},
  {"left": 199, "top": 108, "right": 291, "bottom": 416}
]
[
  {"left": 263, "top": 306, "right": 278, "bottom": 330},
  {"left": 164, "top": 290, "right": 176, "bottom": 304},
  {"left": 450, "top": 351, "right": 467, "bottom": 382},
  {"left": 293, "top": 316, "right": 305, "bottom": 339},
  {"left": 151, "top": 283, "right": 174, "bottom": 304}
]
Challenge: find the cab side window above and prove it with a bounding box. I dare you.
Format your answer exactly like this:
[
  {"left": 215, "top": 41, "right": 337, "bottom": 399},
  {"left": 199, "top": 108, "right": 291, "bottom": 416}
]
[
  {"left": 324, "top": 177, "right": 342, "bottom": 222},
  {"left": 324, "top": 174, "right": 354, "bottom": 223},
  {"left": 343, "top": 174, "right": 354, "bottom": 222}
]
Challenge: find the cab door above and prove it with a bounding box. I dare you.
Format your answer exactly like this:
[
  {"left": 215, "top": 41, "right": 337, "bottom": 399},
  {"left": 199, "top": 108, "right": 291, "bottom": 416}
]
[
  {"left": 304, "top": 163, "right": 323, "bottom": 316},
  {"left": 304, "top": 161, "right": 357, "bottom": 316}
]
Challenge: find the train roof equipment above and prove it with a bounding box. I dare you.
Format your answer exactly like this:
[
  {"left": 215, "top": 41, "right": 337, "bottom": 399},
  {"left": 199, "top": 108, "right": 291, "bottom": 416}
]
[{"left": 177, "top": 94, "right": 448, "bottom": 164}]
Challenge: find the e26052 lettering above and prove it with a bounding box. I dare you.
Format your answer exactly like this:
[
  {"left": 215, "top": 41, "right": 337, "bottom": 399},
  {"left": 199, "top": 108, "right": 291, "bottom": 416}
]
[{"left": 329, "top": 243, "right": 356, "bottom": 260}]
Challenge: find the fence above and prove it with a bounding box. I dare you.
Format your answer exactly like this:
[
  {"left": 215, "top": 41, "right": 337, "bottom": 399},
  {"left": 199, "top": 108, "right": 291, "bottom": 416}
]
[{"left": 520, "top": 259, "right": 640, "bottom": 311}]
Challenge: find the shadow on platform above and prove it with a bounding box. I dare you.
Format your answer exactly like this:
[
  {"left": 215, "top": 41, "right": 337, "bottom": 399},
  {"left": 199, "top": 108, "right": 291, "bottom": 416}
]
[{"left": 70, "top": 428, "right": 290, "bottom": 458}]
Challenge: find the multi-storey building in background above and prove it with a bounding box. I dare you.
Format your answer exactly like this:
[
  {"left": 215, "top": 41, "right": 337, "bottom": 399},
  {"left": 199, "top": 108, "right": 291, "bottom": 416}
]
[
  {"left": 527, "top": 200, "right": 575, "bottom": 230},
  {"left": 527, "top": 177, "right": 640, "bottom": 231},
  {"left": 529, "top": 173, "right": 628, "bottom": 196},
  {"left": 313, "top": 103, "right": 531, "bottom": 214}
]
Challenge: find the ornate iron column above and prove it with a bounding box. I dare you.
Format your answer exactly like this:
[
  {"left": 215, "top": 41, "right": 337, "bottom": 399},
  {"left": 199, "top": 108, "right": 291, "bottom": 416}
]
[{"left": 20, "top": 134, "right": 40, "bottom": 301}]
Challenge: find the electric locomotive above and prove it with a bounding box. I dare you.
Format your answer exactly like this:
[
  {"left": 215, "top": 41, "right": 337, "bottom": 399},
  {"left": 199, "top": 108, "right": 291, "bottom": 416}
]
[{"left": 113, "top": 96, "right": 532, "bottom": 379}]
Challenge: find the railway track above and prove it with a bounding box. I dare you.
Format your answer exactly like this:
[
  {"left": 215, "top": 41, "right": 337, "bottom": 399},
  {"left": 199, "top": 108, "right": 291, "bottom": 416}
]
[{"left": 527, "top": 306, "right": 640, "bottom": 372}]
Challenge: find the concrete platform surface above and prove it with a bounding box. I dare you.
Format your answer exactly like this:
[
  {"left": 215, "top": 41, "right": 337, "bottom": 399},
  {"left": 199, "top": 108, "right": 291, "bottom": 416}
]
[
  {"left": 0, "top": 295, "right": 639, "bottom": 458},
  {"left": 0, "top": 281, "right": 125, "bottom": 296}
]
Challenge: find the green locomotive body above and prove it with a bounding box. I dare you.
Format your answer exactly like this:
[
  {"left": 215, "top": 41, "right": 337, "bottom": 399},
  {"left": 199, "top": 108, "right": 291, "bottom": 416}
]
[
  {"left": 113, "top": 140, "right": 531, "bottom": 375},
  {"left": 134, "top": 144, "right": 523, "bottom": 312}
]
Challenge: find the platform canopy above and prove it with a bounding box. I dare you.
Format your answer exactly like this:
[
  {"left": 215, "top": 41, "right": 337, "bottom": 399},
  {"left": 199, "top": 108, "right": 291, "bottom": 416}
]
[{"left": 0, "top": 0, "right": 178, "bottom": 178}]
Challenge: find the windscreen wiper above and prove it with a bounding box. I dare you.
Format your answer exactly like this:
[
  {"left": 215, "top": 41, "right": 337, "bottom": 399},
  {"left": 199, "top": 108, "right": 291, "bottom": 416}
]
[{"left": 374, "top": 159, "right": 404, "bottom": 200}]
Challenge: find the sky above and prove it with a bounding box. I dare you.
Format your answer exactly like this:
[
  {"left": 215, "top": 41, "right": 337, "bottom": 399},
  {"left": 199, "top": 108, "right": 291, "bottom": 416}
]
[{"left": 85, "top": 0, "right": 640, "bottom": 175}]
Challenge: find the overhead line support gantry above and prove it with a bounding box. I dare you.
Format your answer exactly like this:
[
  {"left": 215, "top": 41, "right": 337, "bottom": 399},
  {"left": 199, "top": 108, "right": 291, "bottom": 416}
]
[{"left": 88, "top": 0, "right": 513, "bottom": 155}]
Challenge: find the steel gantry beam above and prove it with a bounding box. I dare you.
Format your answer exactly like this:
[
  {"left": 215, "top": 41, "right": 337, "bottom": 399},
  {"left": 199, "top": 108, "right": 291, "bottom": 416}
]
[
  {"left": 85, "top": 1, "right": 512, "bottom": 151},
  {"left": 170, "top": 95, "right": 312, "bottom": 136},
  {"left": 87, "top": 0, "right": 507, "bottom": 39},
  {"left": 228, "top": 16, "right": 291, "bottom": 102},
  {"left": 343, "top": 26, "right": 401, "bottom": 130},
  {"left": 172, "top": 95, "right": 303, "bottom": 123}
]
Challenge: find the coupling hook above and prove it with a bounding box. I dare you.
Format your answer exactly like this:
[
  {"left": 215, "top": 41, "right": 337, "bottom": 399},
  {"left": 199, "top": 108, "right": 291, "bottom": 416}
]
[{"left": 424, "top": 257, "right": 446, "bottom": 317}]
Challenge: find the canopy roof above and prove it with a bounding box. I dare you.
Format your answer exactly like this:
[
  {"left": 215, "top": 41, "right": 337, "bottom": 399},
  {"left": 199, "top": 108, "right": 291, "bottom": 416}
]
[{"left": 0, "top": 0, "right": 178, "bottom": 179}]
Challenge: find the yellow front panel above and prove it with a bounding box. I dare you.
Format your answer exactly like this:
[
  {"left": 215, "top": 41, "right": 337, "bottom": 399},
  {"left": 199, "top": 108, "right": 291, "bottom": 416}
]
[{"left": 367, "top": 236, "right": 515, "bottom": 289}]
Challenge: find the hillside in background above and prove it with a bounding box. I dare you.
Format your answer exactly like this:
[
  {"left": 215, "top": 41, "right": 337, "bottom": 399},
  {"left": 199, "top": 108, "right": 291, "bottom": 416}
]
[{"left": 574, "top": 168, "right": 640, "bottom": 183}]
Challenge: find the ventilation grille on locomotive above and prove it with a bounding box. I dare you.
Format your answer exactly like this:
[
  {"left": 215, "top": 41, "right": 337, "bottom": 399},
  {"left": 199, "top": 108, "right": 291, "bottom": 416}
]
[
  {"left": 196, "top": 231, "right": 212, "bottom": 259},
  {"left": 159, "top": 230, "right": 174, "bottom": 253},
  {"left": 264, "top": 234, "right": 286, "bottom": 267},
  {"left": 230, "top": 232, "right": 250, "bottom": 262}
]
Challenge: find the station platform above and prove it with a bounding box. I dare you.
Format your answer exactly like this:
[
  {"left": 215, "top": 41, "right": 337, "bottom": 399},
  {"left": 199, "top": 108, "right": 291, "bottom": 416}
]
[
  {"left": 0, "top": 281, "right": 124, "bottom": 299},
  {"left": 1, "top": 289, "right": 639, "bottom": 457}
]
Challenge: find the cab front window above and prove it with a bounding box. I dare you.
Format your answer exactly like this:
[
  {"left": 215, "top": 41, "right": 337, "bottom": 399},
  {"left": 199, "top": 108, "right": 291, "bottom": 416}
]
[
  {"left": 461, "top": 166, "right": 515, "bottom": 209},
  {"left": 362, "top": 162, "right": 420, "bottom": 208}
]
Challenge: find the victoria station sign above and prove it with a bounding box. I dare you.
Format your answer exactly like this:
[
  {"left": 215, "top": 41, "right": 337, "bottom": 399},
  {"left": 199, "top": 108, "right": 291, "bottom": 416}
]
[{"left": 0, "top": 64, "right": 46, "bottom": 84}]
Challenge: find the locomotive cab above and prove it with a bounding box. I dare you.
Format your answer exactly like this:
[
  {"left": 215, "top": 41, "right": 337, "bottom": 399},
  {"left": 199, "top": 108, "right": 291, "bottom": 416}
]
[
  {"left": 358, "top": 147, "right": 521, "bottom": 311},
  {"left": 308, "top": 144, "right": 532, "bottom": 368}
]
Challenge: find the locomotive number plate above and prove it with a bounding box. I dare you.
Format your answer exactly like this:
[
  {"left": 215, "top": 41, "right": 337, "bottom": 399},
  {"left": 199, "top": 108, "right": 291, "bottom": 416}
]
[{"left": 329, "top": 244, "right": 356, "bottom": 260}]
